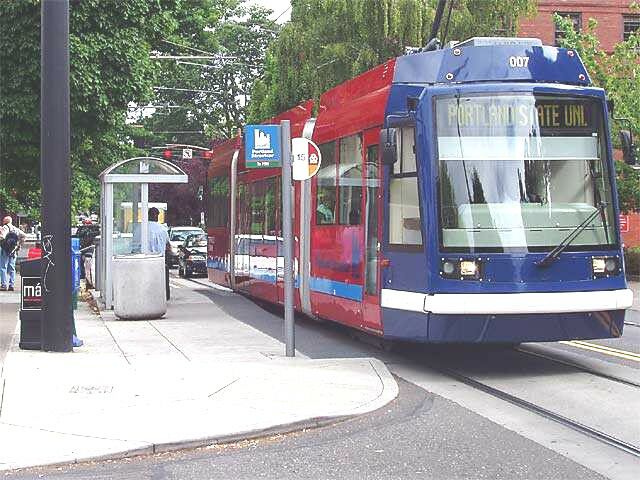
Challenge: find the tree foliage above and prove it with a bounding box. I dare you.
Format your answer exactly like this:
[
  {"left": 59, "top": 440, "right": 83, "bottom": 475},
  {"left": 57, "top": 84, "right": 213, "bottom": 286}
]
[
  {"left": 248, "top": 0, "right": 536, "bottom": 121},
  {"left": 0, "top": 0, "right": 183, "bottom": 218},
  {"left": 555, "top": 10, "right": 640, "bottom": 212},
  {"left": 0, "top": 0, "right": 273, "bottom": 222},
  {"left": 138, "top": 1, "right": 277, "bottom": 223}
]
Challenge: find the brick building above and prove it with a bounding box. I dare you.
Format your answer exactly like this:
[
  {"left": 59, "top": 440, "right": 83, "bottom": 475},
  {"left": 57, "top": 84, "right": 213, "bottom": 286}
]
[
  {"left": 518, "top": 1, "right": 639, "bottom": 52},
  {"left": 519, "top": 1, "right": 640, "bottom": 248}
]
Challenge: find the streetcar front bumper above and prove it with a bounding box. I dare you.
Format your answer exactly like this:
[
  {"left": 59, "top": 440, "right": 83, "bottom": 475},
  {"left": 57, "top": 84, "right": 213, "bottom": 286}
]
[{"left": 380, "top": 289, "right": 632, "bottom": 343}]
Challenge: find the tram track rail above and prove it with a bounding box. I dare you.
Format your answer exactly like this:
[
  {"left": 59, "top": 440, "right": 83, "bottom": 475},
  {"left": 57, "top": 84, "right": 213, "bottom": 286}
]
[
  {"left": 514, "top": 346, "right": 640, "bottom": 389},
  {"left": 430, "top": 362, "right": 640, "bottom": 458}
]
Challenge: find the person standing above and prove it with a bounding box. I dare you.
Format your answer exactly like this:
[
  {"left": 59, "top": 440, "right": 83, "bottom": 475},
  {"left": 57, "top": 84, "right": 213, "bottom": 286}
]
[
  {"left": 0, "top": 216, "right": 27, "bottom": 291},
  {"left": 131, "top": 207, "right": 170, "bottom": 299}
]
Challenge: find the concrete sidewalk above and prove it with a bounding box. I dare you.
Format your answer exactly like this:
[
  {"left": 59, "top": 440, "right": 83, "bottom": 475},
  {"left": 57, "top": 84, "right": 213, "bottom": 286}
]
[
  {"left": 0, "top": 280, "right": 398, "bottom": 472},
  {"left": 628, "top": 280, "right": 639, "bottom": 311}
]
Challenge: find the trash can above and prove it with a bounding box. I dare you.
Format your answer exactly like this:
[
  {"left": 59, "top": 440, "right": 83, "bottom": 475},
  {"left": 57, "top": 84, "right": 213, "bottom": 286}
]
[
  {"left": 19, "top": 258, "right": 42, "bottom": 350},
  {"left": 112, "top": 253, "right": 167, "bottom": 319}
]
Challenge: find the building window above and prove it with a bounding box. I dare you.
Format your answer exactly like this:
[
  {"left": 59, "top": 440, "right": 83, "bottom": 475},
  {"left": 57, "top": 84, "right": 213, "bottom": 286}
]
[
  {"left": 338, "top": 134, "right": 363, "bottom": 225},
  {"left": 389, "top": 127, "right": 422, "bottom": 246},
  {"left": 554, "top": 12, "right": 582, "bottom": 46},
  {"left": 624, "top": 15, "right": 640, "bottom": 41},
  {"left": 316, "top": 142, "right": 337, "bottom": 225}
]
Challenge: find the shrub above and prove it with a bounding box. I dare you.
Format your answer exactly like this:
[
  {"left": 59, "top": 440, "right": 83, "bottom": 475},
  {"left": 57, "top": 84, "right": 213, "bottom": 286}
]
[{"left": 624, "top": 247, "right": 640, "bottom": 277}]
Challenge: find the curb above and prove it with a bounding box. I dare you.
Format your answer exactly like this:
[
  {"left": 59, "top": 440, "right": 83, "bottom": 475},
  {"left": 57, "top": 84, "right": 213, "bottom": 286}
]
[
  {"left": 3, "top": 413, "right": 367, "bottom": 473},
  {"left": 2, "top": 361, "right": 399, "bottom": 473}
]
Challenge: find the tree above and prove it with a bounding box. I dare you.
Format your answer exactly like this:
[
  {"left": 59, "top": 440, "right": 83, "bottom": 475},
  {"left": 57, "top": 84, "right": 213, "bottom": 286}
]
[
  {"left": 140, "top": 1, "right": 277, "bottom": 146},
  {"left": 555, "top": 10, "right": 640, "bottom": 212},
  {"left": 0, "top": 0, "right": 185, "bottom": 219},
  {"left": 138, "top": 1, "right": 277, "bottom": 225},
  {"left": 248, "top": 0, "right": 536, "bottom": 121}
]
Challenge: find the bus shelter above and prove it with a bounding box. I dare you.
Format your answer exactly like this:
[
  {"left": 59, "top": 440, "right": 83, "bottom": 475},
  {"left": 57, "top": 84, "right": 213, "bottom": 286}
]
[{"left": 98, "top": 157, "right": 187, "bottom": 310}]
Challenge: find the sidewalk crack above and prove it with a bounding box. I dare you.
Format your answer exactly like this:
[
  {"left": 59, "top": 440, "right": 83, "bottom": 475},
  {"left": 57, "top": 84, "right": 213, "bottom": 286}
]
[
  {"left": 147, "top": 322, "right": 190, "bottom": 361},
  {"left": 101, "top": 316, "right": 131, "bottom": 365},
  {"left": 208, "top": 378, "right": 240, "bottom": 398},
  {"left": 0, "top": 377, "right": 5, "bottom": 420}
]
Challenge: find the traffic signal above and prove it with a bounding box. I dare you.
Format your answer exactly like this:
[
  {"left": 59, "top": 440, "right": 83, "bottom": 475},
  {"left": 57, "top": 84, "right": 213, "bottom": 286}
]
[{"left": 620, "top": 130, "right": 638, "bottom": 166}]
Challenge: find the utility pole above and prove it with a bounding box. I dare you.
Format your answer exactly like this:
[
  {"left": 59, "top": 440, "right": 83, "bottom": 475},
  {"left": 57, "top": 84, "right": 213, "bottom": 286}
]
[{"left": 41, "top": 0, "right": 73, "bottom": 352}]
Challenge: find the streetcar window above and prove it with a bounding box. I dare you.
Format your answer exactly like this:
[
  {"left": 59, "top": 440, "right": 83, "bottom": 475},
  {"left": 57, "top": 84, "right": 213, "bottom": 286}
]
[
  {"left": 264, "top": 178, "right": 278, "bottom": 234},
  {"left": 250, "top": 181, "right": 265, "bottom": 234},
  {"left": 389, "top": 177, "right": 422, "bottom": 245},
  {"left": 435, "top": 94, "right": 616, "bottom": 252},
  {"left": 390, "top": 127, "right": 422, "bottom": 246},
  {"left": 393, "top": 127, "right": 417, "bottom": 175},
  {"left": 338, "top": 134, "right": 363, "bottom": 225},
  {"left": 316, "top": 142, "right": 337, "bottom": 225},
  {"left": 209, "top": 176, "right": 229, "bottom": 227}
]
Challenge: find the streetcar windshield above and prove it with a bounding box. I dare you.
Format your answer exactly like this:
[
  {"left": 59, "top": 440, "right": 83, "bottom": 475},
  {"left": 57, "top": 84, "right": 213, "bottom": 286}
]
[{"left": 435, "top": 94, "right": 616, "bottom": 252}]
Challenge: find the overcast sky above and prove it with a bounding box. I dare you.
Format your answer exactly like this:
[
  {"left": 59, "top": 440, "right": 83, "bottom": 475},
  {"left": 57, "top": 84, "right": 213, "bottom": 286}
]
[{"left": 247, "top": 0, "right": 292, "bottom": 23}]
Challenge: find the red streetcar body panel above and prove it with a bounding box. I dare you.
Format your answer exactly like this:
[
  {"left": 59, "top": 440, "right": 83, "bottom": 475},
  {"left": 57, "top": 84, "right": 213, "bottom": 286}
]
[{"left": 207, "top": 61, "right": 397, "bottom": 335}]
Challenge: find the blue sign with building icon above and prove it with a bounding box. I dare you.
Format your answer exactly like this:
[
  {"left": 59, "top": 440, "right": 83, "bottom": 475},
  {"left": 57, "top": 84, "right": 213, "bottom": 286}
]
[{"left": 244, "top": 125, "right": 281, "bottom": 168}]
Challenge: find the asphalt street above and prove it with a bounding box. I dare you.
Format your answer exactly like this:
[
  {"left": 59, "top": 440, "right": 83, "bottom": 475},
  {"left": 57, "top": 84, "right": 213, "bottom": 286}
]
[{"left": 6, "top": 272, "right": 637, "bottom": 479}]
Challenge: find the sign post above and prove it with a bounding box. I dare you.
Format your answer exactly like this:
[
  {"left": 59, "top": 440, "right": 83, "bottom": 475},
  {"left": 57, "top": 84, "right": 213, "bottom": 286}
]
[
  {"left": 244, "top": 123, "right": 294, "bottom": 356},
  {"left": 242, "top": 125, "right": 322, "bottom": 358},
  {"left": 281, "top": 121, "right": 295, "bottom": 357}
]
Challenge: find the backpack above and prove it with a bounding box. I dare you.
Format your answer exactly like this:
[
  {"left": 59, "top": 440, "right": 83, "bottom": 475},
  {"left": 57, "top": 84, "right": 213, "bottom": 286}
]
[{"left": 1, "top": 230, "right": 19, "bottom": 255}]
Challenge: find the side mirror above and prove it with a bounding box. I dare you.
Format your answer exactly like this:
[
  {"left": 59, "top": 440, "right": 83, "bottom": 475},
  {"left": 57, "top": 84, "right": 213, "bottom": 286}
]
[
  {"left": 620, "top": 130, "right": 638, "bottom": 165},
  {"left": 380, "top": 128, "right": 398, "bottom": 165},
  {"left": 607, "top": 99, "right": 615, "bottom": 115}
]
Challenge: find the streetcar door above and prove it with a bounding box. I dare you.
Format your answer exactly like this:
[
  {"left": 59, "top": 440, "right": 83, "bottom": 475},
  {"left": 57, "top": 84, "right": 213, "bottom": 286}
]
[{"left": 362, "top": 129, "right": 383, "bottom": 332}]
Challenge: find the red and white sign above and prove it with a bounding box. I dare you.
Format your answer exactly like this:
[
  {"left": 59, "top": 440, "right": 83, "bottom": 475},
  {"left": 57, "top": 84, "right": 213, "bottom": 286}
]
[
  {"left": 619, "top": 214, "right": 630, "bottom": 233},
  {"left": 291, "top": 137, "right": 322, "bottom": 181}
]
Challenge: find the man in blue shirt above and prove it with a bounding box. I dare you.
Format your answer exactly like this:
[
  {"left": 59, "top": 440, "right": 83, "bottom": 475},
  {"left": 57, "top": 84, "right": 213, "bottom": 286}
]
[
  {"left": 131, "top": 207, "right": 169, "bottom": 254},
  {"left": 146, "top": 207, "right": 170, "bottom": 254}
]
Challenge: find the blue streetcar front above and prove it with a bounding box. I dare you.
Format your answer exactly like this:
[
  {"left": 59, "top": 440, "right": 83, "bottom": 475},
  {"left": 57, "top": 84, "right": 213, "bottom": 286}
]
[{"left": 380, "top": 39, "right": 633, "bottom": 343}]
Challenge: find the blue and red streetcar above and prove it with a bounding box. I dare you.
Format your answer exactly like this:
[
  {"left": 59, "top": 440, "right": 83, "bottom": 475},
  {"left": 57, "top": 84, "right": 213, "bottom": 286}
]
[{"left": 206, "top": 37, "right": 633, "bottom": 343}]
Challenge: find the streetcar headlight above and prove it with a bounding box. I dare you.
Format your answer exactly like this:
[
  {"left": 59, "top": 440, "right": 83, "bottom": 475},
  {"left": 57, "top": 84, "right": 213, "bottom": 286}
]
[
  {"left": 592, "top": 256, "right": 619, "bottom": 277},
  {"left": 442, "top": 260, "right": 456, "bottom": 275},
  {"left": 592, "top": 257, "right": 606, "bottom": 274},
  {"left": 460, "top": 260, "right": 479, "bottom": 277},
  {"left": 440, "top": 259, "right": 482, "bottom": 280}
]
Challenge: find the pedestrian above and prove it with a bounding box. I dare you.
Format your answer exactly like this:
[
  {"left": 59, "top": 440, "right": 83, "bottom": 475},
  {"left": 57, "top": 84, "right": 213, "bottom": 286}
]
[
  {"left": 131, "top": 207, "right": 171, "bottom": 299},
  {"left": 0, "top": 216, "right": 27, "bottom": 291}
]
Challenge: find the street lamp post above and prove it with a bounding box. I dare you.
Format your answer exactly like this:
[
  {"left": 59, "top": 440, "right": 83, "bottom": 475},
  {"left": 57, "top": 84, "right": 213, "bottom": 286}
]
[{"left": 41, "top": 0, "right": 73, "bottom": 352}]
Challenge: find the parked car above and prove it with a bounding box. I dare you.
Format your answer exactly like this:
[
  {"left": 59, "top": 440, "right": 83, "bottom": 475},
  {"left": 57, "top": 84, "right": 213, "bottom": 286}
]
[
  {"left": 177, "top": 233, "right": 208, "bottom": 278},
  {"left": 167, "top": 226, "right": 205, "bottom": 267}
]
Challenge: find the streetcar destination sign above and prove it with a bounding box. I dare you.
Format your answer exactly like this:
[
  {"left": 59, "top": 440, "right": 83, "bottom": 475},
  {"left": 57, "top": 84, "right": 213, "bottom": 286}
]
[{"left": 245, "top": 124, "right": 281, "bottom": 168}]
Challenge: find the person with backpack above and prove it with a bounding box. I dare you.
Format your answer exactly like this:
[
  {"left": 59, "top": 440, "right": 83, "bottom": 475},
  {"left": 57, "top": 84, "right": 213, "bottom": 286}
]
[{"left": 0, "top": 216, "right": 27, "bottom": 291}]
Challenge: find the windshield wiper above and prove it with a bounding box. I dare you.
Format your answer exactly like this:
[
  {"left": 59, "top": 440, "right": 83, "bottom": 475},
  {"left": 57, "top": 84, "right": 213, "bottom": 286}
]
[{"left": 536, "top": 203, "right": 607, "bottom": 268}]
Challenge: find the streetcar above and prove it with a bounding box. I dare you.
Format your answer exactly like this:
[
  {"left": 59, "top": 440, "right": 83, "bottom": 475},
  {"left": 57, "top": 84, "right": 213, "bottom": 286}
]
[{"left": 206, "top": 37, "right": 633, "bottom": 343}]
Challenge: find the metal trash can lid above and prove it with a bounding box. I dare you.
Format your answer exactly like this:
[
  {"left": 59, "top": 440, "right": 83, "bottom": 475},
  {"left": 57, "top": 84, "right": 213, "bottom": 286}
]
[{"left": 113, "top": 253, "right": 164, "bottom": 260}]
